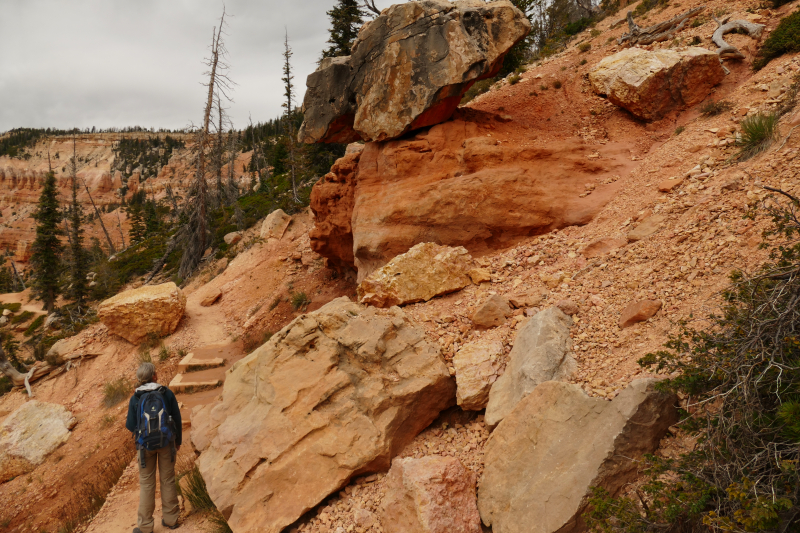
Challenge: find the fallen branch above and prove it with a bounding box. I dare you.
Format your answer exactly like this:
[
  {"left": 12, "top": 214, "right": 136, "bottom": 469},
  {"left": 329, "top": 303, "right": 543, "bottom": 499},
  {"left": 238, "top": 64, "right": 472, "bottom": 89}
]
[
  {"left": 618, "top": 6, "right": 706, "bottom": 46},
  {"left": 712, "top": 16, "right": 765, "bottom": 60}
]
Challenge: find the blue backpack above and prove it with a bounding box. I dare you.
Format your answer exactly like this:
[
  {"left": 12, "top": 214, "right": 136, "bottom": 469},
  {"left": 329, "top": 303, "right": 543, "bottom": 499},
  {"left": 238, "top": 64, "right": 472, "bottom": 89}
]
[{"left": 135, "top": 388, "right": 176, "bottom": 452}]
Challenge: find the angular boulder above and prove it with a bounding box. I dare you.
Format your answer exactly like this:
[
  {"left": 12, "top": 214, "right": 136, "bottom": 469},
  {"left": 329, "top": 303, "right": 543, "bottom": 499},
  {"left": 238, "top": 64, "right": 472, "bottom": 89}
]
[
  {"left": 97, "top": 282, "right": 186, "bottom": 344},
  {"left": 0, "top": 401, "right": 76, "bottom": 482},
  {"left": 381, "top": 456, "right": 482, "bottom": 533},
  {"left": 299, "top": 0, "right": 531, "bottom": 143},
  {"left": 357, "top": 243, "right": 474, "bottom": 306},
  {"left": 471, "top": 294, "right": 512, "bottom": 329},
  {"left": 453, "top": 340, "right": 504, "bottom": 410},
  {"left": 260, "top": 209, "right": 292, "bottom": 240},
  {"left": 223, "top": 231, "right": 242, "bottom": 246},
  {"left": 589, "top": 47, "right": 725, "bottom": 121},
  {"left": 478, "top": 380, "right": 678, "bottom": 533},
  {"left": 191, "top": 297, "right": 455, "bottom": 533},
  {"left": 485, "top": 307, "right": 575, "bottom": 428}
]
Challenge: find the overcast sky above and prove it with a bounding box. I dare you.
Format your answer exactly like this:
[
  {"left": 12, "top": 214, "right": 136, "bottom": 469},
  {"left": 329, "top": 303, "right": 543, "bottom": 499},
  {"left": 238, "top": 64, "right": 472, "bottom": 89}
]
[{"left": 0, "top": 0, "right": 393, "bottom": 133}]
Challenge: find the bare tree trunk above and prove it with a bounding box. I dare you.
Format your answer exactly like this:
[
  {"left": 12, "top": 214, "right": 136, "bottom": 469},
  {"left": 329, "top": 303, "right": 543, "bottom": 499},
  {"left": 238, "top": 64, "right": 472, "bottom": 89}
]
[
  {"left": 10, "top": 259, "right": 25, "bottom": 290},
  {"left": 712, "top": 16, "right": 764, "bottom": 60},
  {"left": 81, "top": 179, "right": 116, "bottom": 254},
  {"left": 618, "top": 6, "right": 706, "bottom": 46}
]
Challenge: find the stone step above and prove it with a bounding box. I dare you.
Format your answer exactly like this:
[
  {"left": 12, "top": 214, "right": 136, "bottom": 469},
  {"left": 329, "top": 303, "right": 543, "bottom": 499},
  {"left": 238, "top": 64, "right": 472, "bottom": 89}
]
[
  {"left": 168, "top": 373, "right": 222, "bottom": 394},
  {"left": 177, "top": 352, "right": 225, "bottom": 373}
]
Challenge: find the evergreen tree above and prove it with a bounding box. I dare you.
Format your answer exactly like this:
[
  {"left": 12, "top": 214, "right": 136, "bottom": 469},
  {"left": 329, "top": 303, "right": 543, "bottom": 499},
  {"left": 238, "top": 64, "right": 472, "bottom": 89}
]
[
  {"left": 322, "top": 0, "right": 365, "bottom": 59},
  {"left": 68, "top": 175, "right": 89, "bottom": 306},
  {"left": 126, "top": 193, "right": 147, "bottom": 244},
  {"left": 30, "top": 171, "right": 64, "bottom": 313}
]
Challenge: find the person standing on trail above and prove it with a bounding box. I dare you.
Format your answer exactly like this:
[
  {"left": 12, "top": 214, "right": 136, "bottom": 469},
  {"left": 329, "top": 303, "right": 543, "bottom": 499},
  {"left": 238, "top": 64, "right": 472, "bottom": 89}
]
[{"left": 126, "top": 362, "right": 182, "bottom": 532}]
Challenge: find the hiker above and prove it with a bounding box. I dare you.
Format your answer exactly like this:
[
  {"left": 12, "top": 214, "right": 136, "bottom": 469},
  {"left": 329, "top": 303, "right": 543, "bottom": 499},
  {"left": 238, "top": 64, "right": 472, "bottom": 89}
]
[{"left": 126, "top": 362, "right": 182, "bottom": 532}]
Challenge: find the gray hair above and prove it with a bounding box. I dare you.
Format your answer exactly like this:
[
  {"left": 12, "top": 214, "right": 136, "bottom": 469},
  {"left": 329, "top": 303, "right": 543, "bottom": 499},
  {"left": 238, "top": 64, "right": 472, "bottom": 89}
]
[{"left": 136, "top": 362, "right": 157, "bottom": 385}]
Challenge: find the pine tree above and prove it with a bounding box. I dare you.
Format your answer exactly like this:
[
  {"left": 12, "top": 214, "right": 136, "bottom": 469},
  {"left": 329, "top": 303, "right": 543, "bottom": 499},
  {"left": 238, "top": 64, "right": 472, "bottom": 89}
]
[
  {"left": 322, "top": 0, "right": 365, "bottom": 59},
  {"left": 68, "top": 175, "right": 89, "bottom": 306},
  {"left": 282, "top": 31, "right": 301, "bottom": 203},
  {"left": 126, "top": 193, "right": 147, "bottom": 244},
  {"left": 30, "top": 171, "right": 64, "bottom": 313}
]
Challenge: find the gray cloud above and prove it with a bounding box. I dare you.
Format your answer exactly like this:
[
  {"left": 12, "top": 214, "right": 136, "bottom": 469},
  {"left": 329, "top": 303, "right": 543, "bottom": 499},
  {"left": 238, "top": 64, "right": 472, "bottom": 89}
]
[{"left": 0, "top": 0, "right": 393, "bottom": 131}]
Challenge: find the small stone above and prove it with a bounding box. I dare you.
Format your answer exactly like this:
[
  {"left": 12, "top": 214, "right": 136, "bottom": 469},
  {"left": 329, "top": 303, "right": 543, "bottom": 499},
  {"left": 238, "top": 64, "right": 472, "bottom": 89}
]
[
  {"left": 468, "top": 268, "right": 492, "bottom": 284},
  {"left": 619, "top": 300, "right": 663, "bottom": 328},
  {"left": 627, "top": 215, "right": 666, "bottom": 242},
  {"left": 556, "top": 299, "right": 579, "bottom": 316},
  {"left": 472, "top": 294, "right": 512, "bottom": 329},
  {"left": 200, "top": 289, "right": 223, "bottom": 307},
  {"left": 223, "top": 231, "right": 242, "bottom": 245},
  {"left": 507, "top": 290, "right": 545, "bottom": 309},
  {"left": 657, "top": 176, "right": 684, "bottom": 192}
]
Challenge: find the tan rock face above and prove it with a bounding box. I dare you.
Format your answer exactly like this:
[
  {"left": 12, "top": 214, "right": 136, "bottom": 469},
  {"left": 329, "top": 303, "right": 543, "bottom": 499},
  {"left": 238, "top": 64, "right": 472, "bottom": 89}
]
[
  {"left": 97, "top": 282, "right": 186, "bottom": 344},
  {"left": 299, "top": 0, "right": 530, "bottom": 143},
  {"left": 468, "top": 268, "right": 492, "bottom": 284},
  {"left": 381, "top": 456, "right": 482, "bottom": 533},
  {"left": 453, "top": 340, "right": 504, "bottom": 410},
  {"left": 589, "top": 47, "right": 725, "bottom": 121},
  {"left": 260, "top": 209, "right": 292, "bottom": 240},
  {"left": 485, "top": 307, "right": 575, "bottom": 428},
  {"left": 471, "top": 294, "right": 512, "bottom": 329},
  {"left": 310, "top": 116, "right": 628, "bottom": 280},
  {"left": 191, "top": 297, "right": 455, "bottom": 533},
  {"left": 0, "top": 401, "right": 76, "bottom": 482},
  {"left": 478, "top": 380, "right": 678, "bottom": 533},
  {"left": 619, "top": 300, "right": 663, "bottom": 328},
  {"left": 357, "top": 243, "right": 474, "bottom": 307}
]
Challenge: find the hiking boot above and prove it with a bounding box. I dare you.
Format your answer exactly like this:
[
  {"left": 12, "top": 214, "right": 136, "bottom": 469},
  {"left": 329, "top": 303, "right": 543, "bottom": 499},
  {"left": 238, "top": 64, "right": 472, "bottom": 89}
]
[{"left": 162, "top": 519, "right": 179, "bottom": 530}]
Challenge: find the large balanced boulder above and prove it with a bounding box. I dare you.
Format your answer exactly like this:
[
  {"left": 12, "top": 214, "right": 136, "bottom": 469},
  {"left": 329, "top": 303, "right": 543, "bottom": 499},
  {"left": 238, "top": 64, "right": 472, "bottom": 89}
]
[
  {"left": 260, "top": 209, "right": 292, "bottom": 240},
  {"left": 589, "top": 47, "right": 725, "bottom": 121},
  {"left": 98, "top": 282, "right": 186, "bottom": 344},
  {"left": 357, "top": 243, "right": 474, "bottom": 306},
  {"left": 381, "top": 456, "right": 482, "bottom": 533},
  {"left": 191, "top": 297, "right": 455, "bottom": 533},
  {"left": 485, "top": 307, "right": 575, "bottom": 428},
  {"left": 0, "top": 401, "right": 76, "bottom": 482},
  {"left": 478, "top": 380, "right": 678, "bottom": 533},
  {"left": 299, "top": 0, "right": 530, "bottom": 144},
  {"left": 311, "top": 116, "right": 626, "bottom": 279}
]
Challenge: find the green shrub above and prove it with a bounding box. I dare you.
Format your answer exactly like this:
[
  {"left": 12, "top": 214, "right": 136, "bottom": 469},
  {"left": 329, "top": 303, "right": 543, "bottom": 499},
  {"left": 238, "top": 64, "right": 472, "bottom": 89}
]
[
  {"left": 633, "top": 0, "right": 669, "bottom": 17},
  {"left": 754, "top": 10, "right": 800, "bottom": 70},
  {"left": 591, "top": 29, "right": 601, "bottom": 37},
  {"left": 158, "top": 344, "right": 171, "bottom": 362},
  {"left": 674, "top": 125, "right": 685, "bottom": 135},
  {"left": 578, "top": 42, "right": 591, "bottom": 53},
  {"left": 736, "top": 113, "right": 780, "bottom": 160},
  {"left": 700, "top": 99, "right": 733, "bottom": 116},
  {"left": 0, "top": 303, "right": 21, "bottom": 313},
  {"left": 24, "top": 315, "right": 45, "bottom": 336},
  {"left": 564, "top": 17, "right": 592, "bottom": 36},
  {"left": 103, "top": 377, "right": 132, "bottom": 408},
  {"left": 508, "top": 74, "right": 522, "bottom": 85},
  {"left": 553, "top": 80, "right": 563, "bottom": 89},
  {"left": 584, "top": 197, "right": 800, "bottom": 533},
  {"left": 10, "top": 311, "right": 34, "bottom": 325},
  {"left": 580, "top": 59, "right": 588, "bottom": 65}
]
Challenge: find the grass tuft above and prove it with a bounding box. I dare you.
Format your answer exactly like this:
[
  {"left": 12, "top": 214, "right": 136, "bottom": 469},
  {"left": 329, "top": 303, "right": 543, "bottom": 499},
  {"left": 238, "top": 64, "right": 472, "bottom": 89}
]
[
  {"left": 103, "top": 377, "right": 132, "bottom": 408},
  {"left": 700, "top": 100, "right": 733, "bottom": 117},
  {"left": 674, "top": 125, "right": 686, "bottom": 136},
  {"left": 290, "top": 292, "right": 310, "bottom": 311},
  {"left": 736, "top": 113, "right": 780, "bottom": 161},
  {"left": 553, "top": 80, "right": 563, "bottom": 89},
  {"left": 578, "top": 42, "right": 591, "bottom": 53},
  {"left": 508, "top": 74, "right": 521, "bottom": 85},
  {"left": 179, "top": 466, "right": 233, "bottom": 533}
]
